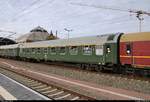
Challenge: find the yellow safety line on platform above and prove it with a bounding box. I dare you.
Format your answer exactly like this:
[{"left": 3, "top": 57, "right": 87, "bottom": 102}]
[{"left": 0, "top": 86, "right": 17, "bottom": 100}]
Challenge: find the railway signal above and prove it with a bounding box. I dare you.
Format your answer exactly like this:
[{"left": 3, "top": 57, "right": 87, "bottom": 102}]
[{"left": 71, "top": 3, "right": 150, "bottom": 32}]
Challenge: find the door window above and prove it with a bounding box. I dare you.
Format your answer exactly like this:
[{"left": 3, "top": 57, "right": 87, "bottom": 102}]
[
  {"left": 126, "top": 44, "right": 131, "bottom": 54},
  {"left": 106, "top": 45, "right": 111, "bottom": 54}
]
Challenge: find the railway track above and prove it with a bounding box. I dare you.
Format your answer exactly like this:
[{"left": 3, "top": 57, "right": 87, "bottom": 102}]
[
  {"left": 0, "top": 67, "right": 93, "bottom": 100},
  {"left": 43, "top": 61, "right": 150, "bottom": 82},
  {"left": 1, "top": 58, "right": 150, "bottom": 82}
]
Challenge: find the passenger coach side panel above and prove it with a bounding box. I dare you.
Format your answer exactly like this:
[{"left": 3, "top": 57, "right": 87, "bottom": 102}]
[
  {"left": 120, "top": 32, "right": 150, "bottom": 68},
  {"left": 133, "top": 41, "right": 150, "bottom": 67},
  {"left": 104, "top": 43, "right": 118, "bottom": 65},
  {"left": 120, "top": 41, "right": 150, "bottom": 67},
  {"left": 46, "top": 46, "right": 104, "bottom": 64}
]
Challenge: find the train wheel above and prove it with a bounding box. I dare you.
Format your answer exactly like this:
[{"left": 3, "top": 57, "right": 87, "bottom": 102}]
[
  {"left": 122, "top": 66, "right": 127, "bottom": 75},
  {"left": 147, "top": 70, "right": 150, "bottom": 78},
  {"left": 112, "top": 65, "right": 119, "bottom": 73},
  {"left": 95, "top": 65, "right": 103, "bottom": 72},
  {"left": 143, "top": 70, "right": 150, "bottom": 77},
  {"left": 76, "top": 64, "right": 81, "bottom": 68},
  {"left": 85, "top": 64, "right": 93, "bottom": 71}
]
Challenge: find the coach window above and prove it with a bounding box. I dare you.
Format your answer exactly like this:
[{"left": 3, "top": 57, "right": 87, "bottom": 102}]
[
  {"left": 83, "top": 46, "right": 93, "bottom": 55},
  {"left": 37, "top": 48, "right": 41, "bottom": 53},
  {"left": 69, "top": 46, "right": 78, "bottom": 55},
  {"left": 44, "top": 48, "right": 48, "bottom": 54},
  {"left": 96, "top": 45, "right": 103, "bottom": 55},
  {"left": 23, "top": 49, "right": 26, "bottom": 53},
  {"left": 10, "top": 49, "right": 12, "bottom": 54},
  {"left": 32, "top": 48, "right": 35, "bottom": 54},
  {"left": 22, "top": 49, "right": 24, "bottom": 53},
  {"left": 59, "top": 47, "right": 66, "bottom": 55},
  {"left": 51, "top": 47, "right": 56, "bottom": 54},
  {"left": 126, "top": 44, "right": 131, "bottom": 54},
  {"left": 26, "top": 49, "right": 30, "bottom": 53},
  {"left": 7, "top": 49, "right": 9, "bottom": 54}
]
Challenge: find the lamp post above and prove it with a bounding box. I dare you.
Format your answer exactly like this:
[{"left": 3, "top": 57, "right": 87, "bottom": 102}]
[{"left": 64, "top": 28, "right": 73, "bottom": 40}]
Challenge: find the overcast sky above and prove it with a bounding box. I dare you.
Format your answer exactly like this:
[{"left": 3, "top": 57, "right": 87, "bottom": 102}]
[{"left": 0, "top": 0, "right": 150, "bottom": 39}]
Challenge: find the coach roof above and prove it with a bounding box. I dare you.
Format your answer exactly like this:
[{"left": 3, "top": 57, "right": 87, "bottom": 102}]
[
  {"left": 120, "top": 32, "right": 150, "bottom": 42},
  {"left": 20, "top": 33, "right": 120, "bottom": 48},
  {"left": 0, "top": 44, "right": 19, "bottom": 49}
]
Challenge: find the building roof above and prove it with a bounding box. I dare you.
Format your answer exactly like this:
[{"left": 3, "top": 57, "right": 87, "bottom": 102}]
[
  {"left": 16, "top": 26, "right": 50, "bottom": 43},
  {"left": 0, "top": 37, "right": 16, "bottom": 46},
  {"left": 30, "top": 26, "right": 48, "bottom": 33}
]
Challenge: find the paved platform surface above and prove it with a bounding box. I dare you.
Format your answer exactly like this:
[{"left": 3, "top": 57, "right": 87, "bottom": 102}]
[{"left": 0, "top": 73, "right": 50, "bottom": 100}]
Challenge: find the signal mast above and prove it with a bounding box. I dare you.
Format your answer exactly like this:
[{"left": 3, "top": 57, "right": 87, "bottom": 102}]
[{"left": 71, "top": 3, "right": 150, "bottom": 32}]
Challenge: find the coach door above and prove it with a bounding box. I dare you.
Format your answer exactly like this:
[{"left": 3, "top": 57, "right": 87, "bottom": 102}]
[
  {"left": 126, "top": 43, "right": 134, "bottom": 65},
  {"left": 18, "top": 44, "right": 23, "bottom": 57},
  {"left": 105, "top": 44, "right": 113, "bottom": 64}
]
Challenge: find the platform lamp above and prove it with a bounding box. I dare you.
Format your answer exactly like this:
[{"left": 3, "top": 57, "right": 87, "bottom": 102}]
[{"left": 64, "top": 28, "right": 73, "bottom": 40}]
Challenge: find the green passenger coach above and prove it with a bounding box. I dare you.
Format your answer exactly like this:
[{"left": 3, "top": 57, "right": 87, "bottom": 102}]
[
  {"left": 18, "top": 33, "right": 122, "bottom": 71},
  {"left": 0, "top": 44, "right": 19, "bottom": 58}
]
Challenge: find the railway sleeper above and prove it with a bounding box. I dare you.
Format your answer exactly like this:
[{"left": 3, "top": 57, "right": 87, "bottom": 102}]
[
  {"left": 48, "top": 91, "right": 64, "bottom": 97},
  {"left": 33, "top": 85, "right": 48, "bottom": 90},
  {"left": 37, "top": 86, "right": 52, "bottom": 92},
  {"left": 54, "top": 93, "right": 71, "bottom": 100},
  {"left": 42, "top": 89, "right": 58, "bottom": 95}
]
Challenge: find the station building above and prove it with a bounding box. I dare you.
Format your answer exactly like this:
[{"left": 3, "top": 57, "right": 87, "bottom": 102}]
[{"left": 16, "top": 26, "right": 58, "bottom": 43}]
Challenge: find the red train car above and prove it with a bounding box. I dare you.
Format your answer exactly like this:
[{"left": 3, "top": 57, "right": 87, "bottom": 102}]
[{"left": 119, "top": 32, "right": 150, "bottom": 75}]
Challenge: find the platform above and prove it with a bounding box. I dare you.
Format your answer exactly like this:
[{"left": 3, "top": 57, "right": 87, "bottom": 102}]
[{"left": 0, "top": 73, "right": 50, "bottom": 100}]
